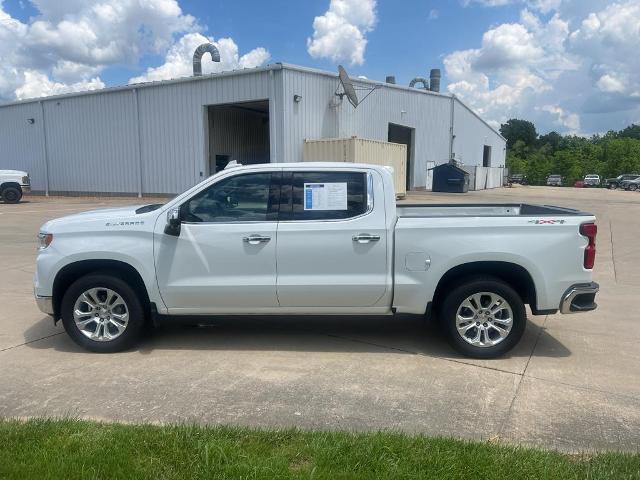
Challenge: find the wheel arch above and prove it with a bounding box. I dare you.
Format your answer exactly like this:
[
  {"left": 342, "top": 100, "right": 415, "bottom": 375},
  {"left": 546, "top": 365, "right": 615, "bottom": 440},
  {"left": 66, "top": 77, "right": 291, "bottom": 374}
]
[
  {"left": 52, "top": 259, "right": 151, "bottom": 318},
  {"left": 432, "top": 261, "right": 539, "bottom": 314},
  {"left": 1, "top": 181, "right": 22, "bottom": 193}
]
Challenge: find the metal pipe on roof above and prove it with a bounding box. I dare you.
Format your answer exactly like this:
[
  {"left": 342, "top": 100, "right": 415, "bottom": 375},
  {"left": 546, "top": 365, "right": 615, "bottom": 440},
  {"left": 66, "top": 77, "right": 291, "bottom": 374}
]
[
  {"left": 193, "top": 43, "right": 221, "bottom": 76},
  {"left": 409, "top": 77, "right": 429, "bottom": 89},
  {"left": 429, "top": 69, "right": 441, "bottom": 92}
]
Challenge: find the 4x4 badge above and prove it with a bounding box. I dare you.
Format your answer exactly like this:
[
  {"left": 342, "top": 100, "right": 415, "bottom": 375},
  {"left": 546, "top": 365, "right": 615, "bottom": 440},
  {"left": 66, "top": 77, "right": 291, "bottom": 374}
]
[{"left": 528, "top": 219, "right": 566, "bottom": 224}]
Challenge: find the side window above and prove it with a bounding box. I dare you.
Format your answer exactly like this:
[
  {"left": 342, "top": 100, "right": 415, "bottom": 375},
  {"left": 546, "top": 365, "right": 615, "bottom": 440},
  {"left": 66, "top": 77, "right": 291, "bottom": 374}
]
[
  {"left": 288, "top": 171, "right": 368, "bottom": 220},
  {"left": 181, "top": 173, "right": 276, "bottom": 223}
]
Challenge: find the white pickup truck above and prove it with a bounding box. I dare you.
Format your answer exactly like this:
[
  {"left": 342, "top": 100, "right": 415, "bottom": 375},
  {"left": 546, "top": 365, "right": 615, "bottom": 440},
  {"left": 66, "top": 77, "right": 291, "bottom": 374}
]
[
  {"left": 1, "top": 169, "right": 30, "bottom": 203},
  {"left": 34, "top": 163, "right": 599, "bottom": 358}
]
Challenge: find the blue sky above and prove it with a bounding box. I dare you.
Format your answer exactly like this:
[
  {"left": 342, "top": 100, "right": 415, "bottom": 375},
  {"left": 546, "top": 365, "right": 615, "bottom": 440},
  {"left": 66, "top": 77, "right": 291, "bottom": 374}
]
[{"left": 1, "top": 0, "right": 639, "bottom": 135}]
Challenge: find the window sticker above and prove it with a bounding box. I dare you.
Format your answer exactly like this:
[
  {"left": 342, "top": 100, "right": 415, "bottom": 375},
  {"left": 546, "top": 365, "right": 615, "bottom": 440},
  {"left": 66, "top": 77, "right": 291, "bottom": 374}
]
[{"left": 303, "top": 182, "right": 348, "bottom": 210}]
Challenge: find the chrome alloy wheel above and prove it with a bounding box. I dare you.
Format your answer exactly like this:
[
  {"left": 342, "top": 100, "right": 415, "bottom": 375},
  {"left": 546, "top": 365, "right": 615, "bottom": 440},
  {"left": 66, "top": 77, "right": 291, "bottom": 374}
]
[
  {"left": 455, "top": 292, "right": 513, "bottom": 348},
  {"left": 73, "top": 288, "right": 129, "bottom": 342}
]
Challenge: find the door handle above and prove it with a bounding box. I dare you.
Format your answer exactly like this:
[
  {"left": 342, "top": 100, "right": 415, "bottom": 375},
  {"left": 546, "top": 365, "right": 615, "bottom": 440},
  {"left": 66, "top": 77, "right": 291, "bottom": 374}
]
[
  {"left": 352, "top": 233, "right": 381, "bottom": 243},
  {"left": 243, "top": 234, "right": 271, "bottom": 245}
]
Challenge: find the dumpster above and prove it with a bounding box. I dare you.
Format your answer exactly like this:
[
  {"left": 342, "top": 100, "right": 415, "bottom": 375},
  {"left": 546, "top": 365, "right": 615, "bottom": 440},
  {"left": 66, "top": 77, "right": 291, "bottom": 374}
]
[{"left": 430, "top": 163, "right": 470, "bottom": 193}]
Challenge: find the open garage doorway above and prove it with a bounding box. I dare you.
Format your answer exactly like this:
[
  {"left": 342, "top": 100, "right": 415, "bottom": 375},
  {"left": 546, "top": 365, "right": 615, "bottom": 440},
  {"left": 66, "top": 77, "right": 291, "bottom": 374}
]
[
  {"left": 388, "top": 123, "right": 414, "bottom": 190},
  {"left": 206, "top": 100, "right": 270, "bottom": 175}
]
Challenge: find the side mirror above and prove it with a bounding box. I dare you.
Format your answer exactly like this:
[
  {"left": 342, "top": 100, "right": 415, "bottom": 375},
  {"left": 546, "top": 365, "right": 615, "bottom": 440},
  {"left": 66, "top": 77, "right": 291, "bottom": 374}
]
[{"left": 164, "top": 207, "right": 181, "bottom": 236}]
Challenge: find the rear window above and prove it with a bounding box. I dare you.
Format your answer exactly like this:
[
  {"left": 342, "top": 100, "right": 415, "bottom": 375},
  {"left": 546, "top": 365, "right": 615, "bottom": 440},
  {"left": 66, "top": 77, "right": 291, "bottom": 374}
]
[{"left": 282, "top": 171, "right": 368, "bottom": 221}]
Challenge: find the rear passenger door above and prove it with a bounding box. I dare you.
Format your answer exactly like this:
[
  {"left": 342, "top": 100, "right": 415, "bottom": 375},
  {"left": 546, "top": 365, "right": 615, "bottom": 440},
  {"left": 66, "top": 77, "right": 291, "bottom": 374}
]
[{"left": 276, "top": 169, "right": 389, "bottom": 308}]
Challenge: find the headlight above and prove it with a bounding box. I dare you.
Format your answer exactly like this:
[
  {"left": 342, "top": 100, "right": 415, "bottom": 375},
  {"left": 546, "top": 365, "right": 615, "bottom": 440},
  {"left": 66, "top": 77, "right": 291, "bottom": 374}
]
[
  {"left": 38, "top": 232, "right": 53, "bottom": 250},
  {"left": 22, "top": 175, "right": 30, "bottom": 185}
]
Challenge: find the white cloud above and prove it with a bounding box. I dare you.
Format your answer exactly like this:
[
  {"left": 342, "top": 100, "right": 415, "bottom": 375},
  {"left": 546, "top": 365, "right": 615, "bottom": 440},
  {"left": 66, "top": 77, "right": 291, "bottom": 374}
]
[
  {"left": 445, "top": 1, "right": 640, "bottom": 134},
  {"left": 307, "top": 0, "right": 377, "bottom": 65},
  {"left": 15, "top": 70, "right": 105, "bottom": 100},
  {"left": 129, "top": 33, "right": 270, "bottom": 83},
  {"left": 0, "top": 0, "right": 268, "bottom": 101},
  {"left": 596, "top": 74, "right": 626, "bottom": 94},
  {"left": 428, "top": 9, "right": 439, "bottom": 20},
  {"left": 540, "top": 104, "right": 581, "bottom": 132},
  {"left": 462, "top": 0, "right": 511, "bottom": 7}
]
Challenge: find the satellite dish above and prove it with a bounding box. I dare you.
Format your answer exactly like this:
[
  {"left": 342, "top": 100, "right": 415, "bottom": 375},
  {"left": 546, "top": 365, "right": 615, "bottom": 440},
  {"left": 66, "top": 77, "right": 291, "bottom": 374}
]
[{"left": 337, "top": 65, "right": 359, "bottom": 108}]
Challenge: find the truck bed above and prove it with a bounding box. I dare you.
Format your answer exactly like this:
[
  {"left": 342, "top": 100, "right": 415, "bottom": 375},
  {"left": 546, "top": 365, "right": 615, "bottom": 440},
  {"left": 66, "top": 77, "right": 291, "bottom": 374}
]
[{"left": 396, "top": 203, "right": 588, "bottom": 218}]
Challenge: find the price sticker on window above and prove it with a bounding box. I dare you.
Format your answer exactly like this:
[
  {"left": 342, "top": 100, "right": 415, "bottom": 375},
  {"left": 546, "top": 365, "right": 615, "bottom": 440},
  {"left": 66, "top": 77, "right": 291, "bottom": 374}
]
[{"left": 303, "top": 183, "right": 348, "bottom": 210}]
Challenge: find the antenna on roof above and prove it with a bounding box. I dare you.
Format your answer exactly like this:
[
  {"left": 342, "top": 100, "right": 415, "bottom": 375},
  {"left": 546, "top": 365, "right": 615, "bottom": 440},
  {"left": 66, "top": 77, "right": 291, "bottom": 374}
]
[{"left": 335, "top": 65, "right": 380, "bottom": 108}]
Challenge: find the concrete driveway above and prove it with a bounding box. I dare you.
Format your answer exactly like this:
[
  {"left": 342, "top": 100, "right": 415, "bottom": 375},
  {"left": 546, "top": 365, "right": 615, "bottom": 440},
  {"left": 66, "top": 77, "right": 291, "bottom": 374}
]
[{"left": 1, "top": 188, "right": 638, "bottom": 452}]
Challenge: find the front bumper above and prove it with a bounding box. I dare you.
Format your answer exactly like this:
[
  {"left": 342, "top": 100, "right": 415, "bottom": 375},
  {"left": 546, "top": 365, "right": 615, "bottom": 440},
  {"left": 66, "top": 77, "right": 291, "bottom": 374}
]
[
  {"left": 35, "top": 295, "right": 54, "bottom": 315},
  {"left": 20, "top": 184, "right": 31, "bottom": 193},
  {"left": 560, "top": 282, "right": 599, "bottom": 314}
]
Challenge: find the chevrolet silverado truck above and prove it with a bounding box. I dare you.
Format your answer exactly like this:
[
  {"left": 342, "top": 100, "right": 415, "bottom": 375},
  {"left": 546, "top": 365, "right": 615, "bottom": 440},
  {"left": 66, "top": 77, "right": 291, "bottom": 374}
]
[
  {"left": 1, "top": 169, "right": 30, "bottom": 203},
  {"left": 34, "top": 163, "right": 599, "bottom": 358}
]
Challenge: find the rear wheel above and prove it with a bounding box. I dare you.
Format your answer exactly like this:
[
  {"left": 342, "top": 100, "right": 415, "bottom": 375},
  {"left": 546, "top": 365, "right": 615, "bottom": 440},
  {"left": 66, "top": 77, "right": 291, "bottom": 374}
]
[
  {"left": 61, "top": 273, "right": 145, "bottom": 353},
  {"left": 608, "top": 183, "right": 617, "bottom": 189},
  {"left": 1, "top": 186, "right": 22, "bottom": 204},
  {"left": 629, "top": 184, "right": 638, "bottom": 191},
  {"left": 439, "top": 276, "right": 526, "bottom": 358}
]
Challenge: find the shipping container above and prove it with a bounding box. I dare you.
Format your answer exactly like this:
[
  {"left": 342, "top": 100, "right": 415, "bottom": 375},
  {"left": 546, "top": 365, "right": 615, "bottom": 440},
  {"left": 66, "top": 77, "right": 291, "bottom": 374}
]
[{"left": 303, "top": 137, "right": 407, "bottom": 197}]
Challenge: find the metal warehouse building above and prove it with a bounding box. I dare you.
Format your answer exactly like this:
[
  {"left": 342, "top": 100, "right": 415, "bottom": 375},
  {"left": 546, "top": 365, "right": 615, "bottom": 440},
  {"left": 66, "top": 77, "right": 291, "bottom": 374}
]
[{"left": 0, "top": 62, "right": 505, "bottom": 196}]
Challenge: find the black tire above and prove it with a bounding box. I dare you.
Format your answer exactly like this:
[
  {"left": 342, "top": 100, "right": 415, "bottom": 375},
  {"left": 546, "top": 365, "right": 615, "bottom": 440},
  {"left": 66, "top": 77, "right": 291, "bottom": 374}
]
[
  {"left": 608, "top": 183, "right": 616, "bottom": 190},
  {"left": 629, "top": 184, "right": 638, "bottom": 191},
  {"left": 2, "top": 186, "right": 22, "bottom": 204},
  {"left": 61, "top": 273, "right": 145, "bottom": 353},
  {"left": 439, "top": 276, "right": 526, "bottom": 359}
]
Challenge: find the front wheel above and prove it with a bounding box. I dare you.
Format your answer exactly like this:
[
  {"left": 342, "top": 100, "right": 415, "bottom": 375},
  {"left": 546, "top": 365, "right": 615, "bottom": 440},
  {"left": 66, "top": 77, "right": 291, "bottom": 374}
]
[
  {"left": 629, "top": 184, "right": 638, "bottom": 191},
  {"left": 61, "top": 274, "right": 145, "bottom": 353},
  {"left": 439, "top": 277, "right": 526, "bottom": 358},
  {"left": 608, "top": 183, "right": 616, "bottom": 189},
  {"left": 2, "top": 186, "right": 22, "bottom": 204}
]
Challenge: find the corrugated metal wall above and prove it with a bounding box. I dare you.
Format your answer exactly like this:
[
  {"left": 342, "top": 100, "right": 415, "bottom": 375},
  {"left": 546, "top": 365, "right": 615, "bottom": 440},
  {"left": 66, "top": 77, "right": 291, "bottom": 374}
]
[
  {"left": 0, "top": 69, "right": 275, "bottom": 195},
  {"left": 452, "top": 99, "right": 506, "bottom": 168},
  {"left": 280, "top": 68, "right": 452, "bottom": 189},
  {"left": 136, "top": 70, "right": 274, "bottom": 194},
  {"left": 0, "top": 64, "right": 505, "bottom": 195},
  {"left": 43, "top": 90, "right": 139, "bottom": 193},
  {"left": 0, "top": 102, "right": 46, "bottom": 191}
]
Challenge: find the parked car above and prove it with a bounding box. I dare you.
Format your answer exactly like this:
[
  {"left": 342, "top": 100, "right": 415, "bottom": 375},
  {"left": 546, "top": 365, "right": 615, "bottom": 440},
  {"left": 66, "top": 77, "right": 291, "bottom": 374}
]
[
  {"left": 583, "top": 174, "right": 601, "bottom": 187},
  {"left": 604, "top": 174, "right": 640, "bottom": 189},
  {"left": 622, "top": 177, "right": 640, "bottom": 191},
  {"left": 34, "top": 163, "right": 599, "bottom": 358},
  {"left": 0, "top": 170, "right": 30, "bottom": 204},
  {"left": 546, "top": 174, "right": 563, "bottom": 186},
  {"left": 508, "top": 173, "right": 527, "bottom": 185},
  {"left": 574, "top": 180, "right": 585, "bottom": 188}
]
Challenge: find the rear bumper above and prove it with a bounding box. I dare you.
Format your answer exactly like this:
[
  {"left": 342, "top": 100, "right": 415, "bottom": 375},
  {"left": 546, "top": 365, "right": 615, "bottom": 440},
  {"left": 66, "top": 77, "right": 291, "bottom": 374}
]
[{"left": 560, "top": 282, "right": 599, "bottom": 314}]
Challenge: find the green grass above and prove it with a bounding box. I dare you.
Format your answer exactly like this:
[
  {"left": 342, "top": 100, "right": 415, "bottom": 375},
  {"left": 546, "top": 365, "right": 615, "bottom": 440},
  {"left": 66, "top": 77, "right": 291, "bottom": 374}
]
[{"left": 1, "top": 419, "right": 639, "bottom": 479}]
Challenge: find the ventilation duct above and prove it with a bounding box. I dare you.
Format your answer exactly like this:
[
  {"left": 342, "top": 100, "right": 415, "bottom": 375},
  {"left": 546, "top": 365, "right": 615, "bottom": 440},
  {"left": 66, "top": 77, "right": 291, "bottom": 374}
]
[
  {"left": 429, "top": 69, "right": 441, "bottom": 93},
  {"left": 193, "top": 43, "right": 221, "bottom": 76},
  {"left": 385, "top": 75, "right": 396, "bottom": 84},
  {"left": 409, "top": 77, "right": 429, "bottom": 89}
]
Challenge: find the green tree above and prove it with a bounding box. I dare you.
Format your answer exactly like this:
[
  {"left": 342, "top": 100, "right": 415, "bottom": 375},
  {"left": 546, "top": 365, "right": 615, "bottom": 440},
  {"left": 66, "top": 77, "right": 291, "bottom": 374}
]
[
  {"left": 503, "top": 121, "right": 640, "bottom": 185},
  {"left": 500, "top": 119, "right": 538, "bottom": 148}
]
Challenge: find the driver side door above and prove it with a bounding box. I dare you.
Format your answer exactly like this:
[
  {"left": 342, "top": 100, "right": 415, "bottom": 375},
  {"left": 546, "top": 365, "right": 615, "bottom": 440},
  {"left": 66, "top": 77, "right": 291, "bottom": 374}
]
[{"left": 154, "top": 170, "right": 281, "bottom": 314}]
